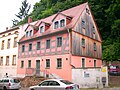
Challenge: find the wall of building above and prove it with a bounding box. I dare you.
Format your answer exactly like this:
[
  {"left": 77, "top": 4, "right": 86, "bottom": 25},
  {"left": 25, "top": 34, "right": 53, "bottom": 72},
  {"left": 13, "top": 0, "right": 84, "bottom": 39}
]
[
  {"left": 0, "top": 29, "right": 19, "bottom": 78},
  {"left": 17, "top": 54, "right": 72, "bottom": 81},
  {"left": 72, "top": 67, "right": 108, "bottom": 88}
]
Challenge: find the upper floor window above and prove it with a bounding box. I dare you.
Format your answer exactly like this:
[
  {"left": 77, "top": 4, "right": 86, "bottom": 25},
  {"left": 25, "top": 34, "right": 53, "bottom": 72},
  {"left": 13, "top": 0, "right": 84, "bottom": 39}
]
[
  {"left": 0, "top": 57, "right": 3, "bottom": 66},
  {"left": 57, "top": 58, "right": 62, "bottom": 68},
  {"left": 82, "top": 20, "right": 85, "bottom": 26},
  {"left": 14, "top": 37, "right": 18, "bottom": 47},
  {"left": 29, "top": 43, "right": 32, "bottom": 51},
  {"left": 1, "top": 40, "right": 4, "bottom": 50},
  {"left": 57, "top": 37, "right": 62, "bottom": 47},
  {"left": 7, "top": 39, "right": 11, "bottom": 49},
  {"left": 60, "top": 19, "right": 65, "bottom": 27},
  {"left": 36, "top": 42, "right": 41, "bottom": 50},
  {"left": 94, "top": 43, "right": 96, "bottom": 51},
  {"left": 6, "top": 56, "right": 9, "bottom": 66},
  {"left": 29, "top": 30, "right": 32, "bottom": 36},
  {"left": 86, "top": 8, "right": 90, "bottom": 14},
  {"left": 40, "top": 26, "right": 44, "bottom": 33},
  {"left": 12, "top": 55, "right": 16, "bottom": 65},
  {"left": 82, "top": 38, "right": 85, "bottom": 47},
  {"left": 46, "top": 39, "right": 50, "bottom": 49},
  {"left": 54, "top": 21, "right": 59, "bottom": 29},
  {"left": 22, "top": 45, "right": 25, "bottom": 52},
  {"left": 26, "top": 31, "right": 29, "bottom": 37}
]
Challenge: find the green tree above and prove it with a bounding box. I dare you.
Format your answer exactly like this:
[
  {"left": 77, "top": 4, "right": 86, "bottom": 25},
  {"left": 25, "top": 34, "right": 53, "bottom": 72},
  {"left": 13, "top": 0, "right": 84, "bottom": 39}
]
[{"left": 16, "top": 0, "right": 31, "bottom": 20}]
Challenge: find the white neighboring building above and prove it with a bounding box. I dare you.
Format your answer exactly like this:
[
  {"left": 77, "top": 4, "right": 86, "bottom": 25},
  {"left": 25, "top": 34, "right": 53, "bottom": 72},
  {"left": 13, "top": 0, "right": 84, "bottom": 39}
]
[{"left": 0, "top": 26, "right": 20, "bottom": 78}]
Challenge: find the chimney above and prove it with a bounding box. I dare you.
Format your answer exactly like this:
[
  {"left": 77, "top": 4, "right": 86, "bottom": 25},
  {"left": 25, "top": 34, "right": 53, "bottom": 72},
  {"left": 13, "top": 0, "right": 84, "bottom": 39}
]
[
  {"left": 6, "top": 27, "right": 8, "bottom": 30},
  {"left": 28, "top": 16, "right": 32, "bottom": 23}
]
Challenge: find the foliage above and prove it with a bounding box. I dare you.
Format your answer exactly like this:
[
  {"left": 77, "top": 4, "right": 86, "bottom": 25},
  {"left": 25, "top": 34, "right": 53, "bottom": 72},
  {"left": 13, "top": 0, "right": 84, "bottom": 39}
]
[
  {"left": 12, "top": 0, "right": 31, "bottom": 26},
  {"left": 14, "top": 0, "right": 120, "bottom": 61}
]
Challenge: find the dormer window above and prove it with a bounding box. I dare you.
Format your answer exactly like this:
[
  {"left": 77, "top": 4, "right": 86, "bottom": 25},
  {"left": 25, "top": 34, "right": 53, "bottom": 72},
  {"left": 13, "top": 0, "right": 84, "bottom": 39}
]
[
  {"left": 29, "top": 30, "right": 32, "bottom": 36},
  {"left": 54, "top": 21, "right": 59, "bottom": 29},
  {"left": 26, "top": 31, "right": 29, "bottom": 37},
  {"left": 60, "top": 19, "right": 65, "bottom": 27},
  {"left": 40, "top": 26, "right": 44, "bottom": 33}
]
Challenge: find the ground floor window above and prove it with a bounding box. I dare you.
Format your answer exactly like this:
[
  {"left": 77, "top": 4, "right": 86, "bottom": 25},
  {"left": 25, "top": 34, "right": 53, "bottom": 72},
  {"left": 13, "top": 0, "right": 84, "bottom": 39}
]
[
  {"left": 46, "top": 59, "right": 50, "bottom": 68},
  {"left": 82, "top": 58, "right": 85, "bottom": 68},
  {"left": 28, "top": 60, "right": 31, "bottom": 68},
  {"left": 57, "top": 58, "right": 62, "bottom": 68},
  {"left": 94, "top": 60, "right": 96, "bottom": 67},
  {"left": 21, "top": 61, "right": 24, "bottom": 68}
]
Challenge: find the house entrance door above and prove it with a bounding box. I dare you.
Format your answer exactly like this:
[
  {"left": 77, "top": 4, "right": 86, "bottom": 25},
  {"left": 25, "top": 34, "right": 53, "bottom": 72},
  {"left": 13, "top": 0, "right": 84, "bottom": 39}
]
[{"left": 36, "top": 60, "right": 40, "bottom": 76}]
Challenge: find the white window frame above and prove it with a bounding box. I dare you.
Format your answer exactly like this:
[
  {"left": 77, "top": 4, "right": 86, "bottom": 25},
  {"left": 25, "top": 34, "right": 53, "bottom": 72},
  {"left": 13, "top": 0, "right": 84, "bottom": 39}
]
[
  {"left": 53, "top": 18, "right": 66, "bottom": 30},
  {"left": 39, "top": 26, "right": 45, "bottom": 33},
  {"left": 81, "top": 57, "right": 85, "bottom": 68}
]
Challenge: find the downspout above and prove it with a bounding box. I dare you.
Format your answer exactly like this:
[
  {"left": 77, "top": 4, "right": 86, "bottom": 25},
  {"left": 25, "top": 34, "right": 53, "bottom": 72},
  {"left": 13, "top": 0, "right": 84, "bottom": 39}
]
[{"left": 67, "top": 29, "right": 72, "bottom": 67}]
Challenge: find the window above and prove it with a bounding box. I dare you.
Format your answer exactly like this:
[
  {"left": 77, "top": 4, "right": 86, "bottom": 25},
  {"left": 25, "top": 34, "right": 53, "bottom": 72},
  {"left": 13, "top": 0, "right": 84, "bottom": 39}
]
[
  {"left": 57, "top": 58, "right": 62, "bottom": 68},
  {"left": 6, "top": 56, "right": 9, "bottom": 66},
  {"left": 82, "top": 38, "right": 85, "bottom": 47},
  {"left": 46, "top": 59, "right": 50, "bottom": 68},
  {"left": 36, "top": 42, "right": 40, "bottom": 50},
  {"left": 29, "top": 30, "right": 32, "bottom": 36},
  {"left": 12, "top": 55, "right": 16, "bottom": 65},
  {"left": 94, "top": 43, "right": 96, "bottom": 51},
  {"left": 1, "top": 40, "right": 4, "bottom": 50},
  {"left": 49, "top": 81, "right": 60, "bottom": 86},
  {"left": 86, "top": 8, "right": 90, "bottom": 14},
  {"left": 94, "top": 60, "right": 96, "bottom": 67},
  {"left": 82, "top": 20, "right": 85, "bottom": 26},
  {"left": 57, "top": 37, "right": 62, "bottom": 47},
  {"left": 46, "top": 39, "right": 50, "bottom": 49},
  {"left": 21, "top": 61, "right": 24, "bottom": 68},
  {"left": 14, "top": 37, "right": 17, "bottom": 47},
  {"left": 82, "top": 58, "right": 85, "bottom": 68},
  {"left": 29, "top": 44, "right": 32, "bottom": 51},
  {"left": 22, "top": 45, "right": 25, "bottom": 52},
  {"left": 0, "top": 57, "right": 3, "bottom": 66},
  {"left": 60, "top": 19, "right": 65, "bottom": 27},
  {"left": 54, "top": 21, "right": 59, "bottom": 29},
  {"left": 28, "top": 60, "right": 31, "bottom": 68},
  {"left": 26, "top": 31, "right": 29, "bottom": 37},
  {"left": 40, "top": 26, "right": 44, "bottom": 33},
  {"left": 7, "top": 39, "right": 11, "bottom": 49}
]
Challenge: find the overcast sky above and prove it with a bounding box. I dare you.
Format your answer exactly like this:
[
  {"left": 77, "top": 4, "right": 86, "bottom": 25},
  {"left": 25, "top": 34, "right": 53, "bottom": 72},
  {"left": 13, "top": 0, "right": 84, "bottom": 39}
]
[{"left": 0, "top": 0, "right": 40, "bottom": 33}]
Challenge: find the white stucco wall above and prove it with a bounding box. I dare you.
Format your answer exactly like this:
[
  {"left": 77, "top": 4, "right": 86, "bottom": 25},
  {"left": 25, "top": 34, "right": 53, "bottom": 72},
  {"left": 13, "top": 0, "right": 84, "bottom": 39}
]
[{"left": 72, "top": 67, "right": 108, "bottom": 88}]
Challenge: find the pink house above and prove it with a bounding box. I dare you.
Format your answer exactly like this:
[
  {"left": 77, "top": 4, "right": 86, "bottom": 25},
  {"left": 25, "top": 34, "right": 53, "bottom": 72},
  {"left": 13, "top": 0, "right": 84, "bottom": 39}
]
[{"left": 17, "top": 2, "right": 102, "bottom": 81}]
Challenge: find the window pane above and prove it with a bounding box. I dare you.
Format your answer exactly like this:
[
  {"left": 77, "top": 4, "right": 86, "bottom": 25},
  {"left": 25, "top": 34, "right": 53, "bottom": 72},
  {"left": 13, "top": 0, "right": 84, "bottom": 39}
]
[
  {"left": 12, "top": 55, "right": 16, "bottom": 65},
  {"left": 82, "top": 58, "right": 85, "bottom": 68},
  {"left": 46, "top": 40, "right": 50, "bottom": 49},
  {"left": 21, "top": 61, "right": 24, "bottom": 68},
  {"left": 60, "top": 19, "right": 65, "bottom": 27},
  {"left": 57, "top": 58, "right": 62, "bottom": 68},
  {"left": 0, "top": 57, "right": 3, "bottom": 66},
  {"left": 6, "top": 56, "right": 9, "bottom": 66},
  {"left": 1, "top": 40, "right": 4, "bottom": 50},
  {"left": 37, "top": 42, "right": 40, "bottom": 50},
  {"left": 57, "top": 37, "right": 62, "bottom": 47},
  {"left": 94, "top": 43, "right": 96, "bottom": 50},
  {"left": 26, "top": 31, "right": 29, "bottom": 37},
  {"left": 14, "top": 37, "right": 17, "bottom": 47},
  {"left": 40, "top": 26, "right": 44, "bottom": 33},
  {"left": 22, "top": 45, "right": 25, "bottom": 52},
  {"left": 28, "top": 60, "right": 31, "bottom": 68},
  {"left": 46, "top": 59, "right": 50, "bottom": 68},
  {"left": 29, "top": 44, "right": 32, "bottom": 51},
  {"left": 54, "top": 21, "right": 59, "bottom": 29},
  {"left": 30, "top": 30, "right": 32, "bottom": 36},
  {"left": 7, "top": 39, "right": 11, "bottom": 49},
  {"left": 82, "top": 38, "right": 85, "bottom": 47},
  {"left": 94, "top": 60, "right": 96, "bottom": 67}
]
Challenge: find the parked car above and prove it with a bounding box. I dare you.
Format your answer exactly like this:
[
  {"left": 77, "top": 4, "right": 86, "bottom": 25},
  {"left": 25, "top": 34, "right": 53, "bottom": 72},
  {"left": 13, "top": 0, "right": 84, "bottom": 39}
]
[
  {"left": 28, "top": 79, "right": 79, "bottom": 90},
  {"left": 0, "top": 77, "right": 21, "bottom": 90},
  {"left": 108, "top": 65, "right": 120, "bottom": 75}
]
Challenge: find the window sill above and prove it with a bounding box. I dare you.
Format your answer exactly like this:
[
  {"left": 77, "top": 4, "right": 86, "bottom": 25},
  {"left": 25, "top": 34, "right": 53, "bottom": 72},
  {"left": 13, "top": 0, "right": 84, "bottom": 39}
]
[
  {"left": 56, "top": 67, "right": 62, "bottom": 69},
  {"left": 45, "top": 67, "right": 50, "bottom": 69}
]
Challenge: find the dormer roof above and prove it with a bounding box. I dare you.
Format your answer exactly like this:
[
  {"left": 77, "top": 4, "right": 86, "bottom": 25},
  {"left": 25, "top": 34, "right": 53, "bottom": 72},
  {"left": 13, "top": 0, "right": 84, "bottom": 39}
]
[
  {"left": 25, "top": 24, "right": 38, "bottom": 31},
  {"left": 52, "top": 12, "right": 73, "bottom": 22}
]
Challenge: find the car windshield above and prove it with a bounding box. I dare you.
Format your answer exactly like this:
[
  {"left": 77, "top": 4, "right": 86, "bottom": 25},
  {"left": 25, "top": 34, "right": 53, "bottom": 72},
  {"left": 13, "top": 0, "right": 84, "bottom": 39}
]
[
  {"left": 60, "top": 80, "right": 73, "bottom": 85},
  {"left": 10, "top": 79, "right": 20, "bottom": 83}
]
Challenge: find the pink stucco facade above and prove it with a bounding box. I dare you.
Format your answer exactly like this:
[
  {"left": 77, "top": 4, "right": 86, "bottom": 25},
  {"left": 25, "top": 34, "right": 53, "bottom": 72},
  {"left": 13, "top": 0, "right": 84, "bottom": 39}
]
[{"left": 17, "top": 3, "right": 102, "bottom": 81}]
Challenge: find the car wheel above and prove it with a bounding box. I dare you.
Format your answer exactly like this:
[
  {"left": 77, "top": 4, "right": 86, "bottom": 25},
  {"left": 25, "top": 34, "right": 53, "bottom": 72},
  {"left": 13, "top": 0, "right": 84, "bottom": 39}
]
[
  {"left": 3, "top": 86, "right": 7, "bottom": 90},
  {"left": 31, "top": 88, "right": 34, "bottom": 90}
]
